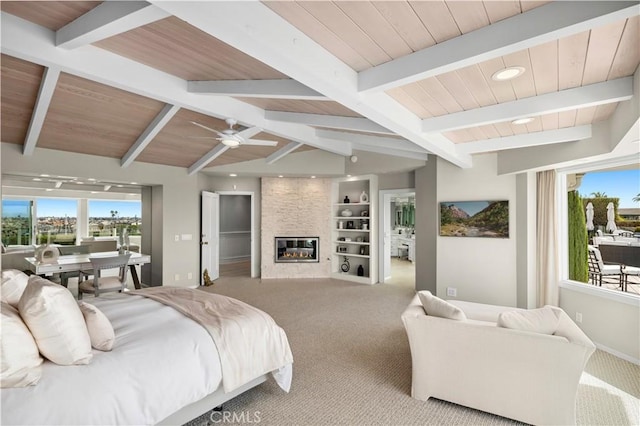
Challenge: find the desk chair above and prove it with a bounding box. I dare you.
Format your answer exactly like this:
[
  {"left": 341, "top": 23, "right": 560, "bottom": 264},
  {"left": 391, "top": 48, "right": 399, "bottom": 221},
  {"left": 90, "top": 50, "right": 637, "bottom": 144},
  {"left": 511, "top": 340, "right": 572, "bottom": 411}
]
[
  {"left": 57, "top": 245, "right": 92, "bottom": 287},
  {"left": 78, "top": 253, "right": 131, "bottom": 300}
]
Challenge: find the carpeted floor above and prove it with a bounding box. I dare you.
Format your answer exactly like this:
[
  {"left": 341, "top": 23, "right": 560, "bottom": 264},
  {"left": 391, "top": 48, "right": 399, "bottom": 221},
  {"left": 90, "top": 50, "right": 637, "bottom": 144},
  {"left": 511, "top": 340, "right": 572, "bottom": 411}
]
[{"left": 185, "top": 276, "right": 639, "bottom": 426}]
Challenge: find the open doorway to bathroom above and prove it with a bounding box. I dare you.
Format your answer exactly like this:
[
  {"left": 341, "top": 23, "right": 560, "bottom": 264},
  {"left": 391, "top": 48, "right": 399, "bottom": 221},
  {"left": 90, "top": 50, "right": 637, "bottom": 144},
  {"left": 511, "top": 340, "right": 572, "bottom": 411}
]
[{"left": 379, "top": 189, "right": 416, "bottom": 288}]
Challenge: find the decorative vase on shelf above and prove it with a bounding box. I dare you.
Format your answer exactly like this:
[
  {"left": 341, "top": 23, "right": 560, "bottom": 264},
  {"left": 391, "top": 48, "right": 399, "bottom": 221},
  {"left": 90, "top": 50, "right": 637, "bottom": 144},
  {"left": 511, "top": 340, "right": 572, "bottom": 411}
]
[
  {"left": 344, "top": 196, "right": 350, "bottom": 203},
  {"left": 357, "top": 264, "right": 364, "bottom": 276},
  {"left": 341, "top": 209, "right": 353, "bottom": 217},
  {"left": 359, "top": 191, "right": 369, "bottom": 203}
]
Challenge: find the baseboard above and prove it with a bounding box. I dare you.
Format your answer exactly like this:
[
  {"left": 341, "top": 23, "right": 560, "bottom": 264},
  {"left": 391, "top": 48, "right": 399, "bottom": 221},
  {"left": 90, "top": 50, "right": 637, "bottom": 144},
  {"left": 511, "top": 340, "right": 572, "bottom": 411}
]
[{"left": 594, "top": 342, "right": 640, "bottom": 365}]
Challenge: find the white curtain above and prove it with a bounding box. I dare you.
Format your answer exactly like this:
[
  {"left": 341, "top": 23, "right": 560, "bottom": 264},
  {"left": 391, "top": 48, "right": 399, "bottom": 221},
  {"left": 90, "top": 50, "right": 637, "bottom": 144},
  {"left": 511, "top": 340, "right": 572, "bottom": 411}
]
[{"left": 536, "top": 170, "right": 559, "bottom": 307}]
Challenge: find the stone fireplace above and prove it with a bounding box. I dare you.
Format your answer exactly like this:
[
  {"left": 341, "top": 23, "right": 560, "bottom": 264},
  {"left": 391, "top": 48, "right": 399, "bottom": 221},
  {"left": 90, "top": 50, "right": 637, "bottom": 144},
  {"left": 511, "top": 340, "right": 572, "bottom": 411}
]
[{"left": 275, "top": 237, "right": 319, "bottom": 263}]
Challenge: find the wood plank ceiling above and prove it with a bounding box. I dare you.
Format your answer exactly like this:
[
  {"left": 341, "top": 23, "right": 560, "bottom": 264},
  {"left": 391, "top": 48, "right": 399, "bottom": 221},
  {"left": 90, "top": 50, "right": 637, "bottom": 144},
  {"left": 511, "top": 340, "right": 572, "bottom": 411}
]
[{"left": 1, "top": 1, "right": 638, "bottom": 172}]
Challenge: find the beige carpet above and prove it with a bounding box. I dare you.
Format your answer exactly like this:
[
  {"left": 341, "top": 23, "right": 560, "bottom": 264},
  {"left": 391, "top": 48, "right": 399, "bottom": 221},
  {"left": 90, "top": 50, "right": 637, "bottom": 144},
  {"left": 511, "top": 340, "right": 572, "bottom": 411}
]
[{"left": 188, "top": 277, "right": 639, "bottom": 426}]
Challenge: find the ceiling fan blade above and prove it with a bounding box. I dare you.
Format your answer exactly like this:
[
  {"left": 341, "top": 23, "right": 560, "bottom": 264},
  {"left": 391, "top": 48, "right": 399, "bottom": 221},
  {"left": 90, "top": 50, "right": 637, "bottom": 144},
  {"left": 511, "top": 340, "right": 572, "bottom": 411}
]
[
  {"left": 242, "top": 139, "right": 278, "bottom": 147},
  {"left": 236, "top": 126, "right": 263, "bottom": 140},
  {"left": 190, "top": 121, "right": 226, "bottom": 138},
  {"left": 188, "top": 136, "right": 218, "bottom": 139}
]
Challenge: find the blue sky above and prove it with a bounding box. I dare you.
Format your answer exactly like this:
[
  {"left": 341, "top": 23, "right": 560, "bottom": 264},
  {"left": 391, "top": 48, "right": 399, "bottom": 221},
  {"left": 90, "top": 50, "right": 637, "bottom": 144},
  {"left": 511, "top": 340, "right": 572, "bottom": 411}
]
[
  {"left": 1, "top": 199, "right": 142, "bottom": 218},
  {"left": 579, "top": 169, "right": 640, "bottom": 208}
]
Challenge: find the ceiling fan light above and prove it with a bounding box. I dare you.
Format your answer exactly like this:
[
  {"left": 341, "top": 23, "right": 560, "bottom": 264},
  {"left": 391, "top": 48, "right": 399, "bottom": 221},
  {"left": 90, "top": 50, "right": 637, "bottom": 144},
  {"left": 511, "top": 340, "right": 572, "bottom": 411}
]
[
  {"left": 492, "top": 66, "right": 525, "bottom": 81},
  {"left": 221, "top": 138, "right": 240, "bottom": 148}
]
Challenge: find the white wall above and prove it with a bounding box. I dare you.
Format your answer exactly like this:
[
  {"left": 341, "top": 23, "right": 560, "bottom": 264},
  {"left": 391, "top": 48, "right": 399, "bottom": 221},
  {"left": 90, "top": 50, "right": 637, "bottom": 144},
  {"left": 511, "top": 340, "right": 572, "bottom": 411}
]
[
  {"left": 436, "top": 154, "right": 518, "bottom": 306},
  {"left": 560, "top": 284, "right": 640, "bottom": 363}
]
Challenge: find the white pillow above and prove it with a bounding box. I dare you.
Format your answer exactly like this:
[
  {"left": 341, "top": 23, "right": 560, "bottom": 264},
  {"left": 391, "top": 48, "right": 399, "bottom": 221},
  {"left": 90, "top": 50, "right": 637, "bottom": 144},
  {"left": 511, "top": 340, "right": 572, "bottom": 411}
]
[
  {"left": 1, "top": 302, "right": 43, "bottom": 388},
  {"left": 1, "top": 269, "right": 29, "bottom": 308},
  {"left": 18, "top": 276, "right": 92, "bottom": 365},
  {"left": 418, "top": 291, "right": 467, "bottom": 321},
  {"left": 78, "top": 301, "right": 115, "bottom": 351},
  {"left": 497, "top": 306, "right": 561, "bottom": 335}
]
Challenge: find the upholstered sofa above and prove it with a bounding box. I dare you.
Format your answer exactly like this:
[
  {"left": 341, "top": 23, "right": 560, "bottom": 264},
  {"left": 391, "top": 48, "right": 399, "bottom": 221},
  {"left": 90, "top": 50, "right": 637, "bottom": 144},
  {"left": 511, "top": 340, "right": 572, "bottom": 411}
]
[{"left": 401, "top": 293, "right": 595, "bottom": 425}]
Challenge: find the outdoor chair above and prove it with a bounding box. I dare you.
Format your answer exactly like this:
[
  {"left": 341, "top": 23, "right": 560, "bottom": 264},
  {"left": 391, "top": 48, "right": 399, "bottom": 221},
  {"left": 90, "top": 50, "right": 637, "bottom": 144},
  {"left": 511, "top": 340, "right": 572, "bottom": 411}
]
[
  {"left": 621, "top": 265, "right": 640, "bottom": 292},
  {"left": 587, "top": 245, "right": 622, "bottom": 288}
]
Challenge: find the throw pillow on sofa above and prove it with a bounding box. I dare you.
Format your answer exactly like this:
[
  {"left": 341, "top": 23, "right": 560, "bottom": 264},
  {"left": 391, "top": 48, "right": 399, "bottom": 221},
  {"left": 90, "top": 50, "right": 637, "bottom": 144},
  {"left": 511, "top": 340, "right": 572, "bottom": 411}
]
[
  {"left": 1, "top": 269, "right": 29, "bottom": 308},
  {"left": 18, "top": 276, "right": 93, "bottom": 365},
  {"left": 1, "top": 302, "right": 43, "bottom": 388},
  {"left": 418, "top": 291, "right": 467, "bottom": 321},
  {"left": 497, "top": 306, "right": 561, "bottom": 335}
]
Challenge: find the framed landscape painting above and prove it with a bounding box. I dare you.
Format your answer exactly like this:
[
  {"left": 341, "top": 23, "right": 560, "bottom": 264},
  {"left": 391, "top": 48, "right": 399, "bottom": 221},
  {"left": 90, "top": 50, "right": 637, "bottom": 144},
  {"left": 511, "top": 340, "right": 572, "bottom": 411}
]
[{"left": 439, "top": 201, "right": 509, "bottom": 238}]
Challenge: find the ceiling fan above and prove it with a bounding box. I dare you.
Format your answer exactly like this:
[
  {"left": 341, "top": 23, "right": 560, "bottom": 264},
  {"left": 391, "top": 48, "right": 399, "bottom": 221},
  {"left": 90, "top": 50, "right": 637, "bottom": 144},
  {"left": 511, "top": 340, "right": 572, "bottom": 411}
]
[{"left": 190, "top": 118, "right": 278, "bottom": 149}]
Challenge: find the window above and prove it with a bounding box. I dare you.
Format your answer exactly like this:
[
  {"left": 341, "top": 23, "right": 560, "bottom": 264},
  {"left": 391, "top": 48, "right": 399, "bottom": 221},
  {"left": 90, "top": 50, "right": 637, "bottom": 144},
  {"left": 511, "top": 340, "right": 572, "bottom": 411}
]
[
  {"left": 36, "top": 198, "right": 78, "bottom": 245},
  {"left": 1, "top": 199, "right": 33, "bottom": 246},
  {"left": 88, "top": 200, "right": 141, "bottom": 240},
  {"left": 559, "top": 155, "right": 639, "bottom": 300}
]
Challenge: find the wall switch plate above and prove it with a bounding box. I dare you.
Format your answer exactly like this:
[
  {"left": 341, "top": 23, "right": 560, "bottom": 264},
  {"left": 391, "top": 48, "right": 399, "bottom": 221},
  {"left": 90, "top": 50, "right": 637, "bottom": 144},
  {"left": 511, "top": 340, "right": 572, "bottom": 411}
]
[
  {"left": 174, "top": 235, "right": 179, "bottom": 242},
  {"left": 447, "top": 287, "right": 457, "bottom": 297},
  {"left": 575, "top": 312, "right": 582, "bottom": 323},
  {"left": 187, "top": 272, "right": 193, "bottom": 280},
  {"left": 174, "top": 274, "right": 180, "bottom": 281},
  {"left": 181, "top": 234, "right": 192, "bottom": 241}
]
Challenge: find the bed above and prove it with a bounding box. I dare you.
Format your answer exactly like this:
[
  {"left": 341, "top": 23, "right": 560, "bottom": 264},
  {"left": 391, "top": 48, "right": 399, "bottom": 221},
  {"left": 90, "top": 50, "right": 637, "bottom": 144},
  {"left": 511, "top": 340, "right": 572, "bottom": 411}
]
[{"left": 1, "top": 288, "right": 293, "bottom": 425}]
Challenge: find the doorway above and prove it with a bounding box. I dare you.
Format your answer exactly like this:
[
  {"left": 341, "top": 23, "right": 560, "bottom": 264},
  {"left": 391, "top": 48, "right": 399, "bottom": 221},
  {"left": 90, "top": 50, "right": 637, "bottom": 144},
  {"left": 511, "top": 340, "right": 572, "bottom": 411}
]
[
  {"left": 217, "top": 191, "right": 255, "bottom": 278},
  {"left": 378, "top": 189, "right": 416, "bottom": 288}
]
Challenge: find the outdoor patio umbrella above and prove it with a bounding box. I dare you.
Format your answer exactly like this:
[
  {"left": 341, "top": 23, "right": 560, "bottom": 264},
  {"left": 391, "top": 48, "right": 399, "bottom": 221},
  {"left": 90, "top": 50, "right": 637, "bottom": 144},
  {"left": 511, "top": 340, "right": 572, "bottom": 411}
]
[
  {"left": 606, "top": 202, "right": 617, "bottom": 233},
  {"left": 586, "top": 202, "right": 594, "bottom": 231}
]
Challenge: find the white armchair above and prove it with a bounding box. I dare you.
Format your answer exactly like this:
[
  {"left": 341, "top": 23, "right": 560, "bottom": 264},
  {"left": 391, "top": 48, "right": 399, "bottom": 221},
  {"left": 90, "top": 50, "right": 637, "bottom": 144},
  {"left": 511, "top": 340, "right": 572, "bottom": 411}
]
[{"left": 402, "top": 294, "right": 595, "bottom": 425}]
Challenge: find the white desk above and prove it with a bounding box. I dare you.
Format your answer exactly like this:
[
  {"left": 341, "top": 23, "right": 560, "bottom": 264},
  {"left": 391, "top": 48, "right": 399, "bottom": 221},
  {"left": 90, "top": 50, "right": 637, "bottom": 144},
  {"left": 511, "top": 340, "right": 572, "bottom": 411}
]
[{"left": 25, "top": 251, "right": 151, "bottom": 289}]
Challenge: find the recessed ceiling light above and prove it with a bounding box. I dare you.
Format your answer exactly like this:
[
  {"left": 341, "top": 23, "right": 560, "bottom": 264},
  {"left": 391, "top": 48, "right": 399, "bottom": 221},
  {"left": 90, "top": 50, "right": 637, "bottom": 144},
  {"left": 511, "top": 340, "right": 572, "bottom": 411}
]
[
  {"left": 117, "top": 185, "right": 124, "bottom": 188},
  {"left": 311, "top": 176, "right": 316, "bottom": 179},
  {"left": 278, "top": 175, "right": 283, "bottom": 178},
  {"left": 45, "top": 189, "right": 53, "bottom": 192},
  {"left": 229, "top": 173, "right": 237, "bottom": 177},
  {"left": 346, "top": 175, "right": 352, "bottom": 177},
  {"left": 33, "top": 178, "right": 42, "bottom": 181},
  {"left": 491, "top": 66, "right": 525, "bottom": 81},
  {"left": 130, "top": 182, "right": 138, "bottom": 185},
  {"left": 40, "top": 174, "right": 50, "bottom": 177},
  {"left": 511, "top": 117, "right": 535, "bottom": 125},
  {"left": 88, "top": 178, "right": 96, "bottom": 181},
  {"left": 76, "top": 181, "right": 84, "bottom": 185}
]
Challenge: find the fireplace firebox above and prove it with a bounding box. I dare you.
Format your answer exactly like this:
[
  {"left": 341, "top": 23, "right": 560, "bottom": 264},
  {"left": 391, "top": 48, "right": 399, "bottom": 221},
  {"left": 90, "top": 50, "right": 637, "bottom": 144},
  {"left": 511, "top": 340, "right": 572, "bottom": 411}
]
[{"left": 275, "top": 237, "right": 319, "bottom": 263}]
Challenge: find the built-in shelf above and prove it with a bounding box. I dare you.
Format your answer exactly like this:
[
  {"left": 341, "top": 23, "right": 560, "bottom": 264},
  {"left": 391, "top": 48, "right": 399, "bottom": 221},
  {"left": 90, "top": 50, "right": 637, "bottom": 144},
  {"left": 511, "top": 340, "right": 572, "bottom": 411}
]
[{"left": 331, "top": 175, "right": 377, "bottom": 284}]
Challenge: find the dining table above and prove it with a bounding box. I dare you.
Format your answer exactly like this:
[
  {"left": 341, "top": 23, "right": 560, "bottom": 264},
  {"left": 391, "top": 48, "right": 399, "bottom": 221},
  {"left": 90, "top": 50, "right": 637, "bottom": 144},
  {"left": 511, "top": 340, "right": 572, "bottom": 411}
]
[{"left": 25, "top": 251, "right": 151, "bottom": 289}]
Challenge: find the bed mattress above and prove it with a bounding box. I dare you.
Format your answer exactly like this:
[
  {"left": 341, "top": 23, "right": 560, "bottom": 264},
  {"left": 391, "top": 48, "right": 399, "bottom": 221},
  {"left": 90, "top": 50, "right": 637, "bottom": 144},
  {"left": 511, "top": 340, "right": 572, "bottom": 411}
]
[{"left": 2, "top": 294, "right": 223, "bottom": 425}]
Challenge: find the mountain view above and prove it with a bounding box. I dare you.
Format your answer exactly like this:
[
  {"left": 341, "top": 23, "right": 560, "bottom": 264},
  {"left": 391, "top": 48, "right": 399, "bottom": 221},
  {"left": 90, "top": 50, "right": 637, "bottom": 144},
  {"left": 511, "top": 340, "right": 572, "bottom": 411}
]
[{"left": 440, "top": 201, "right": 509, "bottom": 238}]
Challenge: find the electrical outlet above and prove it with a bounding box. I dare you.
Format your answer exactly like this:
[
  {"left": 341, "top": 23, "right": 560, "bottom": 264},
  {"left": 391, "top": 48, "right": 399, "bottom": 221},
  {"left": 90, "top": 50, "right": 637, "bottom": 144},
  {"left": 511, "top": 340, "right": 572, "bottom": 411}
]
[
  {"left": 174, "top": 235, "right": 179, "bottom": 242},
  {"left": 575, "top": 312, "right": 583, "bottom": 323},
  {"left": 187, "top": 272, "right": 193, "bottom": 280},
  {"left": 447, "top": 287, "right": 457, "bottom": 297},
  {"left": 174, "top": 274, "right": 180, "bottom": 281}
]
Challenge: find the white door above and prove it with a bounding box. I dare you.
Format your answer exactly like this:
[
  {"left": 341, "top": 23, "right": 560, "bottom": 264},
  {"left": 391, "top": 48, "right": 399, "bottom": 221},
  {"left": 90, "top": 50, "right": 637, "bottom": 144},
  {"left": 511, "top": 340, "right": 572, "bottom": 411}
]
[{"left": 201, "top": 191, "right": 219, "bottom": 283}]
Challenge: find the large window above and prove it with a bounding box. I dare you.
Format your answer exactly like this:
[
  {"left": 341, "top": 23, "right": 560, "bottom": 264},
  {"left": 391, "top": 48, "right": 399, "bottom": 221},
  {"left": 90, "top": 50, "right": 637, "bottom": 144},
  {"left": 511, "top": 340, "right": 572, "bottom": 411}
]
[
  {"left": 1, "top": 200, "right": 33, "bottom": 245},
  {"left": 88, "top": 200, "right": 142, "bottom": 239},
  {"left": 36, "top": 198, "right": 78, "bottom": 245}
]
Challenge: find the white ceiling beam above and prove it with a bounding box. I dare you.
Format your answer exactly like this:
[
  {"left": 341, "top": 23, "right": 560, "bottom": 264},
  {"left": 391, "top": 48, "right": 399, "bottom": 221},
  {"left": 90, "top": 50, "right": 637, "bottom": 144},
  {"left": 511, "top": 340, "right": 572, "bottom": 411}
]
[
  {"left": 317, "top": 129, "right": 427, "bottom": 154},
  {"left": 265, "top": 142, "right": 302, "bottom": 165},
  {"left": 188, "top": 79, "right": 327, "bottom": 100},
  {"left": 121, "top": 104, "right": 180, "bottom": 168},
  {"left": 458, "top": 125, "right": 592, "bottom": 155},
  {"left": 351, "top": 144, "right": 429, "bottom": 161},
  {"left": 23, "top": 66, "right": 60, "bottom": 156},
  {"left": 56, "top": 1, "right": 170, "bottom": 49},
  {"left": 187, "top": 144, "right": 230, "bottom": 176},
  {"left": 422, "top": 77, "right": 633, "bottom": 133},
  {"left": 150, "top": 1, "right": 472, "bottom": 168},
  {"left": 359, "top": 1, "right": 640, "bottom": 93},
  {"left": 265, "top": 111, "right": 393, "bottom": 135},
  {"left": 1, "top": 13, "right": 352, "bottom": 163}
]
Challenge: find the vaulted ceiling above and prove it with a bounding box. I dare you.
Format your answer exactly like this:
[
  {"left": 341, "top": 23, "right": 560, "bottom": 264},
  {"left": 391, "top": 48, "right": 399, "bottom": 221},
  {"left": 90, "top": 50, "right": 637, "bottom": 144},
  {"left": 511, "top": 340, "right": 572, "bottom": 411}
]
[{"left": 1, "top": 1, "right": 638, "bottom": 176}]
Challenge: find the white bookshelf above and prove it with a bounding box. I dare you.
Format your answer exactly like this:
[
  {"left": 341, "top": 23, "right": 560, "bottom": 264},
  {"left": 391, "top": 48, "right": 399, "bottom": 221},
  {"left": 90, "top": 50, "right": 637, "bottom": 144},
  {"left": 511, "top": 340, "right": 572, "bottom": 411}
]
[{"left": 331, "top": 175, "right": 378, "bottom": 284}]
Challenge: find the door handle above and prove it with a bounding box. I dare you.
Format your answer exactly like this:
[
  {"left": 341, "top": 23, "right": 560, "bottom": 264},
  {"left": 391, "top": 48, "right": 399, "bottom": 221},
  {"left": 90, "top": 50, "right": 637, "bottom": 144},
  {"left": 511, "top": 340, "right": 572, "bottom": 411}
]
[{"left": 200, "top": 241, "right": 208, "bottom": 245}]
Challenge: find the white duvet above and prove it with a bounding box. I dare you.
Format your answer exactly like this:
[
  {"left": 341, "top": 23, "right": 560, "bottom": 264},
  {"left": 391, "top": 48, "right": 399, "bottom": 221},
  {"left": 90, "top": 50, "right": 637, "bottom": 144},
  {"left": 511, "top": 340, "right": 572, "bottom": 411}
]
[{"left": 0, "top": 294, "right": 281, "bottom": 425}]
